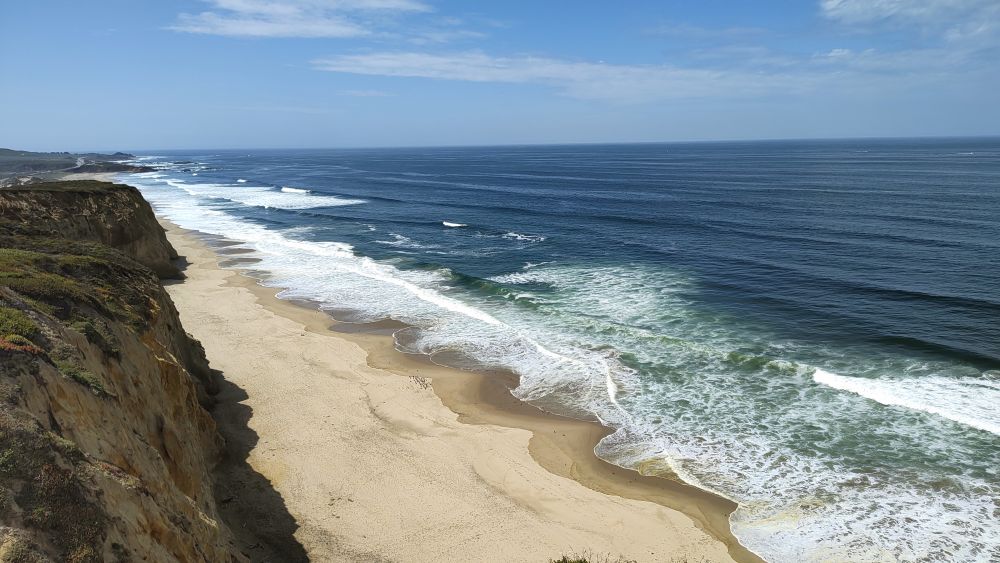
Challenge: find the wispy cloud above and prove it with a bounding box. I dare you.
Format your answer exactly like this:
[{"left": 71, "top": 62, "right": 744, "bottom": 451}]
[
  {"left": 177, "top": 0, "right": 998, "bottom": 106},
  {"left": 312, "top": 51, "right": 822, "bottom": 102},
  {"left": 170, "top": 0, "right": 431, "bottom": 38},
  {"left": 820, "top": 0, "right": 1000, "bottom": 42},
  {"left": 810, "top": 46, "right": 966, "bottom": 74},
  {"left": 818, "top": 0, "right": 1000, "bottom": 73}
]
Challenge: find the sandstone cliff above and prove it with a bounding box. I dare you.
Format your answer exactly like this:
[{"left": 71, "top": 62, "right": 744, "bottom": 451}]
[
  {"left": 0, "top": 181, "right": 181, "bottom": 278},
  {"left": 0, "top": 181, "right": 241, "bottom": 562}
]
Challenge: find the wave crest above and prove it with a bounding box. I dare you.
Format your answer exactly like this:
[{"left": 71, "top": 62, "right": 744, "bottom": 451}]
[{"left": 813, "top": 368, "right": 1000, "bottom": 435}]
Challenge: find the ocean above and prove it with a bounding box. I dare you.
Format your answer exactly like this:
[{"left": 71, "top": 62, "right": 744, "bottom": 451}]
[{"left": 121, "top": 138, "right": 1000, "bottom": 562}]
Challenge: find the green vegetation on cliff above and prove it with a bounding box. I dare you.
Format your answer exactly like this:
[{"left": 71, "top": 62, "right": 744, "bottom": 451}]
[
  {"left": 0, "top": 181, "right": 182, "bottom": 278},
  {"left": 0, "top": 306, "right": 38, "bottom": 340},
  {"left": 0, "top": 240, "right": 159, "bottom": 327},
  {"left": 0, "top": 183, "right": 165, "bottom": 560},
  {"left": 0, "top": 181, "right": 237, "bottom": 562},
  {"left": 0, "top": 184, "right": 167, "bottom": 373}
]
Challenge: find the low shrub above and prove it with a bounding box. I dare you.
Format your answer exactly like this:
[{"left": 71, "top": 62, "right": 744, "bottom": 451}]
[
  {"left": 0, "top": 238, "right": 159, "bottom": 328},
  {"left": 55, "top": 361, "right": 107, "bottom": 397},
  {"left": 69, "top": 318, "right": 119, "bottom": 357},
  {"left": 0, "top": 306, "right": 38, "bottom": 339},
  {"left": 0, "top": 336, "right": 43, "bottom": 356}
]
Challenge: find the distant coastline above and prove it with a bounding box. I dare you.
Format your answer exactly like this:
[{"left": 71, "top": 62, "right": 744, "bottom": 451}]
[{"left": 0, "top": 148, "right": 153, "bottom": 187}]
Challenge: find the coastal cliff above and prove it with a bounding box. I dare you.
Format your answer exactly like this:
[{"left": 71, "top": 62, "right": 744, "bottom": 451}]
[
  {"left": 0, "top": 182, "right": 181, "bottom": 278},
  {"left": 0, "top": 181, "right": 240, "bottom": 561}
]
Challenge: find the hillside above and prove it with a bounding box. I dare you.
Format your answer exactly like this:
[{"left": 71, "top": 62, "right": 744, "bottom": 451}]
[
  {"left": 0, "top": 150, "right": 152, "bottom": 186},
  {"left": 0, "top": 181, "right": 243, "bottom": 561}
]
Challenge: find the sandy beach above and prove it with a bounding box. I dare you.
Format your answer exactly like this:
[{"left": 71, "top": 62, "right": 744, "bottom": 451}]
[{"left": 160, "top": 220, "right": 760, "bottom": 562}]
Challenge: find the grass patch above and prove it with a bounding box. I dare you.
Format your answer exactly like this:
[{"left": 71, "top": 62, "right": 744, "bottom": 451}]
[
  {"left": 0, "top": 184, "right": 167, "bottom": 341},
  {"left": 0, "top": 236, "right": 159, "bottom": 328},
  {"left": 0, "top": 303, "right": 45, "bottom": 357},
  {"left": 0, "top": 306, "right": 38, "bottom": 340},
  {"left": 69, "top": 318, "right": 119, "bottom": 357},
  {"left": 54, "top": 361, "right": 107, "bottom": 397}
]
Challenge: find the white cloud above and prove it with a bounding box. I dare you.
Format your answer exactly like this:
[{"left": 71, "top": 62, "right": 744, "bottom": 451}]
[
  {"left": 173, "top": 12, "right": 366, "bottom": 37},
  {"left": 312, "top": 51, "right": 820, "bottom": 102},
  {"left": 820, "top": 0, "right": 998, "bottom": 31},
  {"left": 171, "top": 0, "right": 430, "bottom": 38},
  {"left": 811, "top": 46, "right": 965, "bottom": 72},
  {"left": 818, "top": 0, "right": 1000, "bottom": 72},
  {"left": 171, "top": 1, "right": 997, "bottom": 105}
]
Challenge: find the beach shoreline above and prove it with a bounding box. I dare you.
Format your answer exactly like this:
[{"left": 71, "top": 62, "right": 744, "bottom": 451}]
[{"left": 158, "top": 217, "right": 762, "bottom": 562}]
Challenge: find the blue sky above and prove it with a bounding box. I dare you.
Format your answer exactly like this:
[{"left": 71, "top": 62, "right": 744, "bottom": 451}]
[{"left": 1, "top": 0, "right": 998, "bottom": 150}]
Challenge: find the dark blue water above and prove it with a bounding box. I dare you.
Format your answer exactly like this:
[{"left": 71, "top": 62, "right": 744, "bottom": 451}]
[{"left": 125, "top": 138, "right": 1000, "bottom": 562}]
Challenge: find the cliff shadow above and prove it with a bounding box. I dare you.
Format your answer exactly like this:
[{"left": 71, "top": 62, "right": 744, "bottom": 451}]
[
  {"left": 211, "top": 375, "right": 311, "bottom": 562},
  {"left": 163, "top": 255, "right": 308, "bottom": 562}
]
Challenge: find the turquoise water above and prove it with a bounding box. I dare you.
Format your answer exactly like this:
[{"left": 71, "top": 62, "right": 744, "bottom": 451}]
[{"left": 124, "top": 139, "right": 1000, "bottom": 562}]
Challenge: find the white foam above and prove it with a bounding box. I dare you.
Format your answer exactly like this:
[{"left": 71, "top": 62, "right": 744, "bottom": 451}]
[
  {"left": 813, "top": 368, "right": 1000, "bottom": 436},
  {"left": 502, "top": 231, "right": 546, "bottom": 242},
  {"left": 482, "top": 263, "right": 1000, "bottom": 562},
  {"left": 487, "top": 271, "right": 546, "bottom": 284},
  {"left": 375, "top": 233, "right": 435, "bottom": 249},
  {"left": 442, "top": 221, "right": 467, "bottom": 228},
  {"left": 281, "top": 186, "right": 309, "bottom": 193},
  {"left": 237, "top": 178, "right": 247, "bottom": 183},
  {"left": 161, "top": 179, "right": 364, "bottom": 209}
]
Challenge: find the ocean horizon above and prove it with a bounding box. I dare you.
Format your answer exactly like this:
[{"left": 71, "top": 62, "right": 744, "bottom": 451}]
[
  {"left": 115, "top": 134, "right": 1000, "bottom": 155},
  {"left": 122, "top": 137, "right": 999, "bottom": 562}
]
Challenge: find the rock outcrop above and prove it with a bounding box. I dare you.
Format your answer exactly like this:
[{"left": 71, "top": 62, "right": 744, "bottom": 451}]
[
  {"left": 0, "top": 181, "right": 181, "bottom": 278},
  {"left": 0, "top": 181, "right": 241, "bottom": 562}
]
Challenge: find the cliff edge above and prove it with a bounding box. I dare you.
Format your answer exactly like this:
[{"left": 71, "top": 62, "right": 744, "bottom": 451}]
[
  {"left": 0, "top": 181, "right": 181, "bottom": 278},
  {"left": 0, "top": 181, "right": 241, "bottom": 562}
]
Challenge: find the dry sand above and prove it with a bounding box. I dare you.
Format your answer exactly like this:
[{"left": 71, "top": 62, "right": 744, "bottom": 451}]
[
  {"left": 162, "top": 221, "right": 760, "bottom": 563},
  {"left": 58, "top": 172, "right": 121, "bottom": 182}
]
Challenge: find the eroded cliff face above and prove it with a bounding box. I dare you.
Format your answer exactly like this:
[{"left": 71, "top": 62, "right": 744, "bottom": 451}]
[
  {"left": 0, "top": 181, "right": 181, "bottom": 278},
  {"left": 0, "top": 181, "right": 241, "bottom": 562}
]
